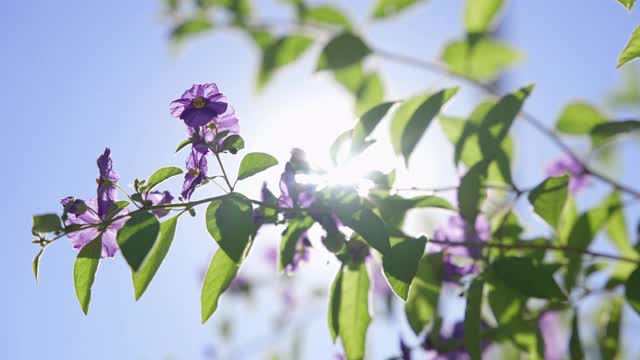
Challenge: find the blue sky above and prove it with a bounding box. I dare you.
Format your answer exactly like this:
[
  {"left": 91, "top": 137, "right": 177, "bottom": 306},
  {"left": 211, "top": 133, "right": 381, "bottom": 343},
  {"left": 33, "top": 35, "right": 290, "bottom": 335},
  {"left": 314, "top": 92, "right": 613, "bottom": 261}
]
[{"left": 2, "top": 1, "right": 640, "bottom": 359}]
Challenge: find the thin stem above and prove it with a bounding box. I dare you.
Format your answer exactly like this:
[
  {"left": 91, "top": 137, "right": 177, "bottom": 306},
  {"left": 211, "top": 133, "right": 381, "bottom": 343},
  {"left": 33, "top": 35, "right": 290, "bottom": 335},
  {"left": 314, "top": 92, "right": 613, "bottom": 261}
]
[
  {"left": 214, "top": 151, "right": 234, "bottom": 192},
  {"left": 392, "top": 183, "right": 516, "bottom": 194}
]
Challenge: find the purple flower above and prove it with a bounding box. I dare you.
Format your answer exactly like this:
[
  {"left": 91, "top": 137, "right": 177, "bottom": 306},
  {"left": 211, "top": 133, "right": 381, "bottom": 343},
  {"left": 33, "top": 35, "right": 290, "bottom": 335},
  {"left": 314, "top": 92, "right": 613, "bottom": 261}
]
[
  {"left": 545, "top": 154, "right": 590, "bottom": 193},
  {"left": 61, "top": 196, "right": 87, "bottom": 215},
  {"left": 96, "top": 148, "right": 120, "bottom": 217},
  {"left": 182, "top": 148, "right": 208, "bottom": 200},
  {"left": 61, "top": 198, "right": 128, "bottom": 258},
  {"left": 187, "top": 105, "right": 239, "bottom": 153},
  {"left": 423, "top": 321, "right": 491, "bottom": 359},
  {"left": 264, "top": 245, "right": 278, "bottom": 269},
  {"left": 371, "top": 262, "right": 392, "bottom": 298},
  {"left": 170, "top": 83, "right": 230, "bottom": 128},
  {"left": 228, "top": 275, "right": 250, "bottom": 295},
  {"left": 144, "top": 190, "right": 174, "bottom": 218},
  {"left": 278, "top": 149, "right": 316, "bottom": 209},
  {"left": 286, "top": 235, "right": 311, "bottom": 272},
  {"left": 432, "top": 215, "right": 489, "bottom": 259},
  {"left": 539, "top": 312, "right": 566, "bottom": 360},
  {"left": 280, "top": 288, "right": 296, "bottom": 308},
  {"left": 400, "top": 338, "right": 411, "bottom": 360},
  {"left": 441, "top": 254, "right": 479, "bottom": 283}
]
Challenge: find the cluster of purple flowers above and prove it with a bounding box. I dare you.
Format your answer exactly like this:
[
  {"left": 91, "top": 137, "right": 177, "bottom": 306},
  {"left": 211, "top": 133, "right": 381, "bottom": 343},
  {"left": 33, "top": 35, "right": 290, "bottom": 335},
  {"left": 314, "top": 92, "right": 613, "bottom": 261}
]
[
  {"left": 61, "top": 149, "right": 174, "bottom": 258},
  {"left": 431, "top": 214, "right": 489, "bottom": 283},
  {"left": 170, "top": 83, "right": 240, "bottom": 200}
]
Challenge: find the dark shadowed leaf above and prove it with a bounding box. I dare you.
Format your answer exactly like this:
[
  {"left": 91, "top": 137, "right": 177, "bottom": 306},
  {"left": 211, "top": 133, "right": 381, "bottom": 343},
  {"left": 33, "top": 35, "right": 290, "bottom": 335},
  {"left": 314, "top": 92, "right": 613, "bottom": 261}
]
[
  {"left": 382, "top": 236, "right": 427, "bottom": 299},
  {"left": 219, "top": 134, "right": 245, "bottom": 154},
  {"left": 32, "top": 214, "right": 62, "bottom": 233},
  {"left": 458, "top": 161, "right": 488, "bottom": 226},
  {"left": 117, "top": 211, "right": 160, "bottom": 271},
  {"left": 491, "top": 257, "right": 566, "bottom": 300},
  {"left": 145, "top": 166, "right": 183, "bottom": 191},
  {"left": 32, "top": 248, "right": 44, "bottom": 283},
  {"left": 237, "top": 152, "right": 278, "bottom": 181},
  {"left": 205, "top": 193, "right": 253, "bottom": 263},
  {"left": 405, "top": 253, "right": 443, "bottom": 334},
  {"left": 390, "top": 88, "right": 459, "bottom": 164},
  {"left": 591, "top": 120, "right": 640, "bottom": 146},
  {"left": 279, "top": 216, "right": 314, "bottom": 271},
  {"left": 570, "top": 312, "right": 585, "bottom": 359},
  {"left": 258, "top": 35, "right": 314, "bottom": 89},
  {"left": 316, "top": 32, "right": 371, "bottom": 71},
  {"left": 201, "top": 248, "right": 239, "bottom": 323},
  {"left": 528, "top": 175, "right": 569, "bottom": 229},
  {"left": 464, "top": 278, "right": 484, "bottom": 360},
  {"left": 625, "top": 267, "right": 640, "bottom": 315},
  {"left": 105, "top": 201, "right": 130, "bottom": 220},
  {"left": 335, "top": 200, "right": 391, "bottom": 255},
  {"left": 352, "top": 101, "right": 395, "bottom": 154},
  {"left": 73, "top": 236, "right": 102, "bottom": 315},
  {"left": 133, "top": 215, "right": 179, "bottom": 300}
]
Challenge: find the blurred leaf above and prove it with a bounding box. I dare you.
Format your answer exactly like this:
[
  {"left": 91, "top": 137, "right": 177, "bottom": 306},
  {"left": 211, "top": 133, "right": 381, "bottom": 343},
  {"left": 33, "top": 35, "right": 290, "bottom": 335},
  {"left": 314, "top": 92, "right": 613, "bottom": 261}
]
[
  {"left": 316, "top": 32, "right": 371, "bottom": 71},
  {"left": 352, "top": 101, "right": 395, "bottom": 154},
  {"left": 355, "top": 72, "right": 385, "bottom": 117},
  {"left": 555, "top": 102, "right": 606, "bottom": 135},
  {"left": 372, "top": 0, "right": 426, "bottom": 18},
  {"left": 441, "top": 36, "right": 522, "bottom": 82},
  {"left": 390, "top": 88, "right": 459, "bottom": 164},
  {"left": 591, "top": 120, "right": 640, "bottom": 146},
  {"left": 205, "top": 193, "right": 253, "bottom": 263},
  {"left": 528, "top": 175, "right": 569, "bottom": 229},
  {"left": 32, "top": 248, "right": 44, "bottom": 283},
  {"left": 330, "top": 129, "right": 353, "bottom": 165},
  {"left": 464, "top": 278, "right": 484, "bottom": 360},
  {"left": 570, "top": 312, "right": 585, "bottom": 360},
  {"left": 458, "top": 161, "right": 488, "bottom": 226},
  {"left": 117, "top": 211, "right": 160, "bottom": 271},
  {"left": 626, "top": 267, "right": 640, "bottom": 315},
  {"left": 606, "top": 192, "right": 636, "bottom": 253},
  {"left": 171, "top": 15, "right": 213, "bottom": 42},
  {"left": 335, "top": 200, "right": 391, "bottom": 255},
  {"left": 279, "top": 216, "right": 314, "bottom": 271},
  {"left": 133, "top": 215, "right": 179, "bottom": 300},
  {"left": 369, "top": 192, "right": 455, "bottom": 231},
  {"left": 382, "top": 236, "right": 427, "bottom": 300},
  {"left": 617, "top": 0, "right": 636, "bottom": 10},
  {"left": 338, "top": 262, "right": 371, "bottom": 360},
  {"left": 32, "top": 214, "right": 62, "bottom": 233},
  {"left": 607, "top": 65, "right": 640, "bottom": 109},
  {"left": 201, "top": 248, "right": 239, "bottom": 323},
  {"left": 258, "top": 35, "right": 314, "bottom": 89},
  {"left": 405, "top": 253, "right": 443, "bottom": 334},
  {"left": 237, "top": 152, "right": 279, "bottom": 181},
  {"left": 334, "top": 63, "right": 365, "bottom": 94},
  {"left": 145, "top": 166, "right": 183, "bottom": 192},
  {"left": 618, "top": 25, "right": 640, "bottom": 68},
  {"left": 73, "top": 236, "right": 102, "bottom": 315},
  {"left": 305, "top": 5, "right": 351, "bottom": 29},
  {"left": 328, "top": 267, "right": 343, "bottom": 342},
  {"left": 490, "top": 257, "right": 566, "bottom": 300},
  {"left": 599, "top": 297, "right": 623, "bottom": 360},
  {"left": 489, "top": 281, "right": 523, "bottom": 326},
  {"left": 465, "top": 0, "right": 504, "bottom": 34}
]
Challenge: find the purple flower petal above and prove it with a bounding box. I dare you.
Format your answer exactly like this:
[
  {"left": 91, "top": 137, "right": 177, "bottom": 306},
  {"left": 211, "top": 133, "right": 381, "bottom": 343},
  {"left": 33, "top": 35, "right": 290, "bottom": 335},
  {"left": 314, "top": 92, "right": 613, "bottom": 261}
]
[
  {"left": 144, "top": 190, "right": 174, "bottom": 218},
  {"left": 182, "top": 148, "right": 208, "bottom": 200}
]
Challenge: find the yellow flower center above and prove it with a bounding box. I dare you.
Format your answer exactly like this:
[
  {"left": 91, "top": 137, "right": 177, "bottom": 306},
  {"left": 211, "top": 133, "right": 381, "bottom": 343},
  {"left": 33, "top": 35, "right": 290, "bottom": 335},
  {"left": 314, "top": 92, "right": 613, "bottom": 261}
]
[
  {"left": 188, "top": 168, "right": 200, "bottom": 177},
  {"left": 192, "top": 96, "right": 207, "bottom": 109},
  {"left": 207, "top": 121, "right": 217, "bottom": 131}
]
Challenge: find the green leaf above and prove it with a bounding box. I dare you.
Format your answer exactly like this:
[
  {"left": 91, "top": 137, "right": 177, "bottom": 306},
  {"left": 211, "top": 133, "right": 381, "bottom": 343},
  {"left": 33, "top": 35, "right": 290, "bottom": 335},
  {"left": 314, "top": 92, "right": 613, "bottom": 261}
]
[
  {"left": 145, "top": 166, "right": 183, "bottom": 191},
  {"left": 405, "top": 253, "right": 444, "bottom": 334},
  {"left": 465, "top": 0, "right": 504, "bottom": 34},
  {"left": 316, "top": 32, "right": 371, "bottom": 71},
  {"left": 279, "top": 216, "right": 315, "bottom": 271},
  {"left": 117, "top": 211, "right": 160, "bottom": 272},
  {"left": 201, "top": 248, "right": 239, "bottom": 323},
  {"left": 219, "top": 134, "right": 245, "bottom": 154},
  {"left": 626, "top": 267, "right": 640, "bottom": 315},
  {"left": 618, "top": 25, "right": 640, "bottom": 68},
  {"left": 490, "top": 257, "right": 566, "bottom": 300},
  {"left": 555, "top": 102, "right": 606, "bottom": 135},
  {"left": 382, "top": 236, "right": 427, "bottom": 300},
  {"left": 335, "top": 201, "right": 391, "bottom": 255},
  {"left": 330, "top": 129, "right": 353, "bottom": 165},
  {"left": 355, "top": 73, "right": 384, "bottom": 117},
  {"left": 351, "top": 102, "right": 395, "bottom": 155},
  {"left": 599, "top": 298, "right": 623, "bottom": 360},
  {"left": 328, "top": 267, "right": 343, "bottom": 342},
  {"left": 237, "top": 152, "right": 279, "bottom": 181},
  {"left": 132, "top": 215, "right": 179, "bottom": 300},
  {"left": 617, "top": 0, "right": 636, "bottom": 11},
  {"left": 305, "top": 5, "right": 351, "bottom": 29},
  {"left": 570, "top": 312, "right": 585, "bottom": 360},
  {"left": 606, "top": 192, "right": 636, "bottom": 253},
  {"left": 73, "top": 236, "right": 102, "bottom": 315},
  {"left": 528, "top": 175, "right": 569, "bottom": 229},
  {"left": 372, "top": 0, "right": 425, "bottom": 18},
  {"left": 458, "top": 161, "right": 488, "bottom": 226},
  {"left": 258, "top": 35, "right": 314, "bottom": 89},
  {"left": 171, "top": 15, "right": 213, "bottom": 42},
  {"left": 205, "top": 193, "right": 253, "bottom": 263},
  {"left": 390, "top": 88, "right": 459, "bottom": 164},
  {"left": 105, "top": 200, "right": 130, "bottom": 220},
  {"left": 607, "top": 65, "right": 640, "bottom": 109},
  {"left": 464, "top": 278, "right": 484, "bottom": 360},
  {"left": 175, "top": 138, "right": 193, "bottom": 153},
  {"left": 489, "top": 281, "right": 524, "bottom": 327},
  {"left": 333, "top": 63, "right": 365, "bottom": 94},
  {"left": 32, "top": 248, "right": 44, "bottom": 283},
  {"left": 441, "top": 36, "right": 522, "bottom": 82},
  {"left": 338, "top": 262, "right": 371, "bottom": 360},
  {"left": 32, "top": 214, "right": 62, "bottom": 233},
  {"left": 591, "top": 120, "right": 640, "bottom": 146}
]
